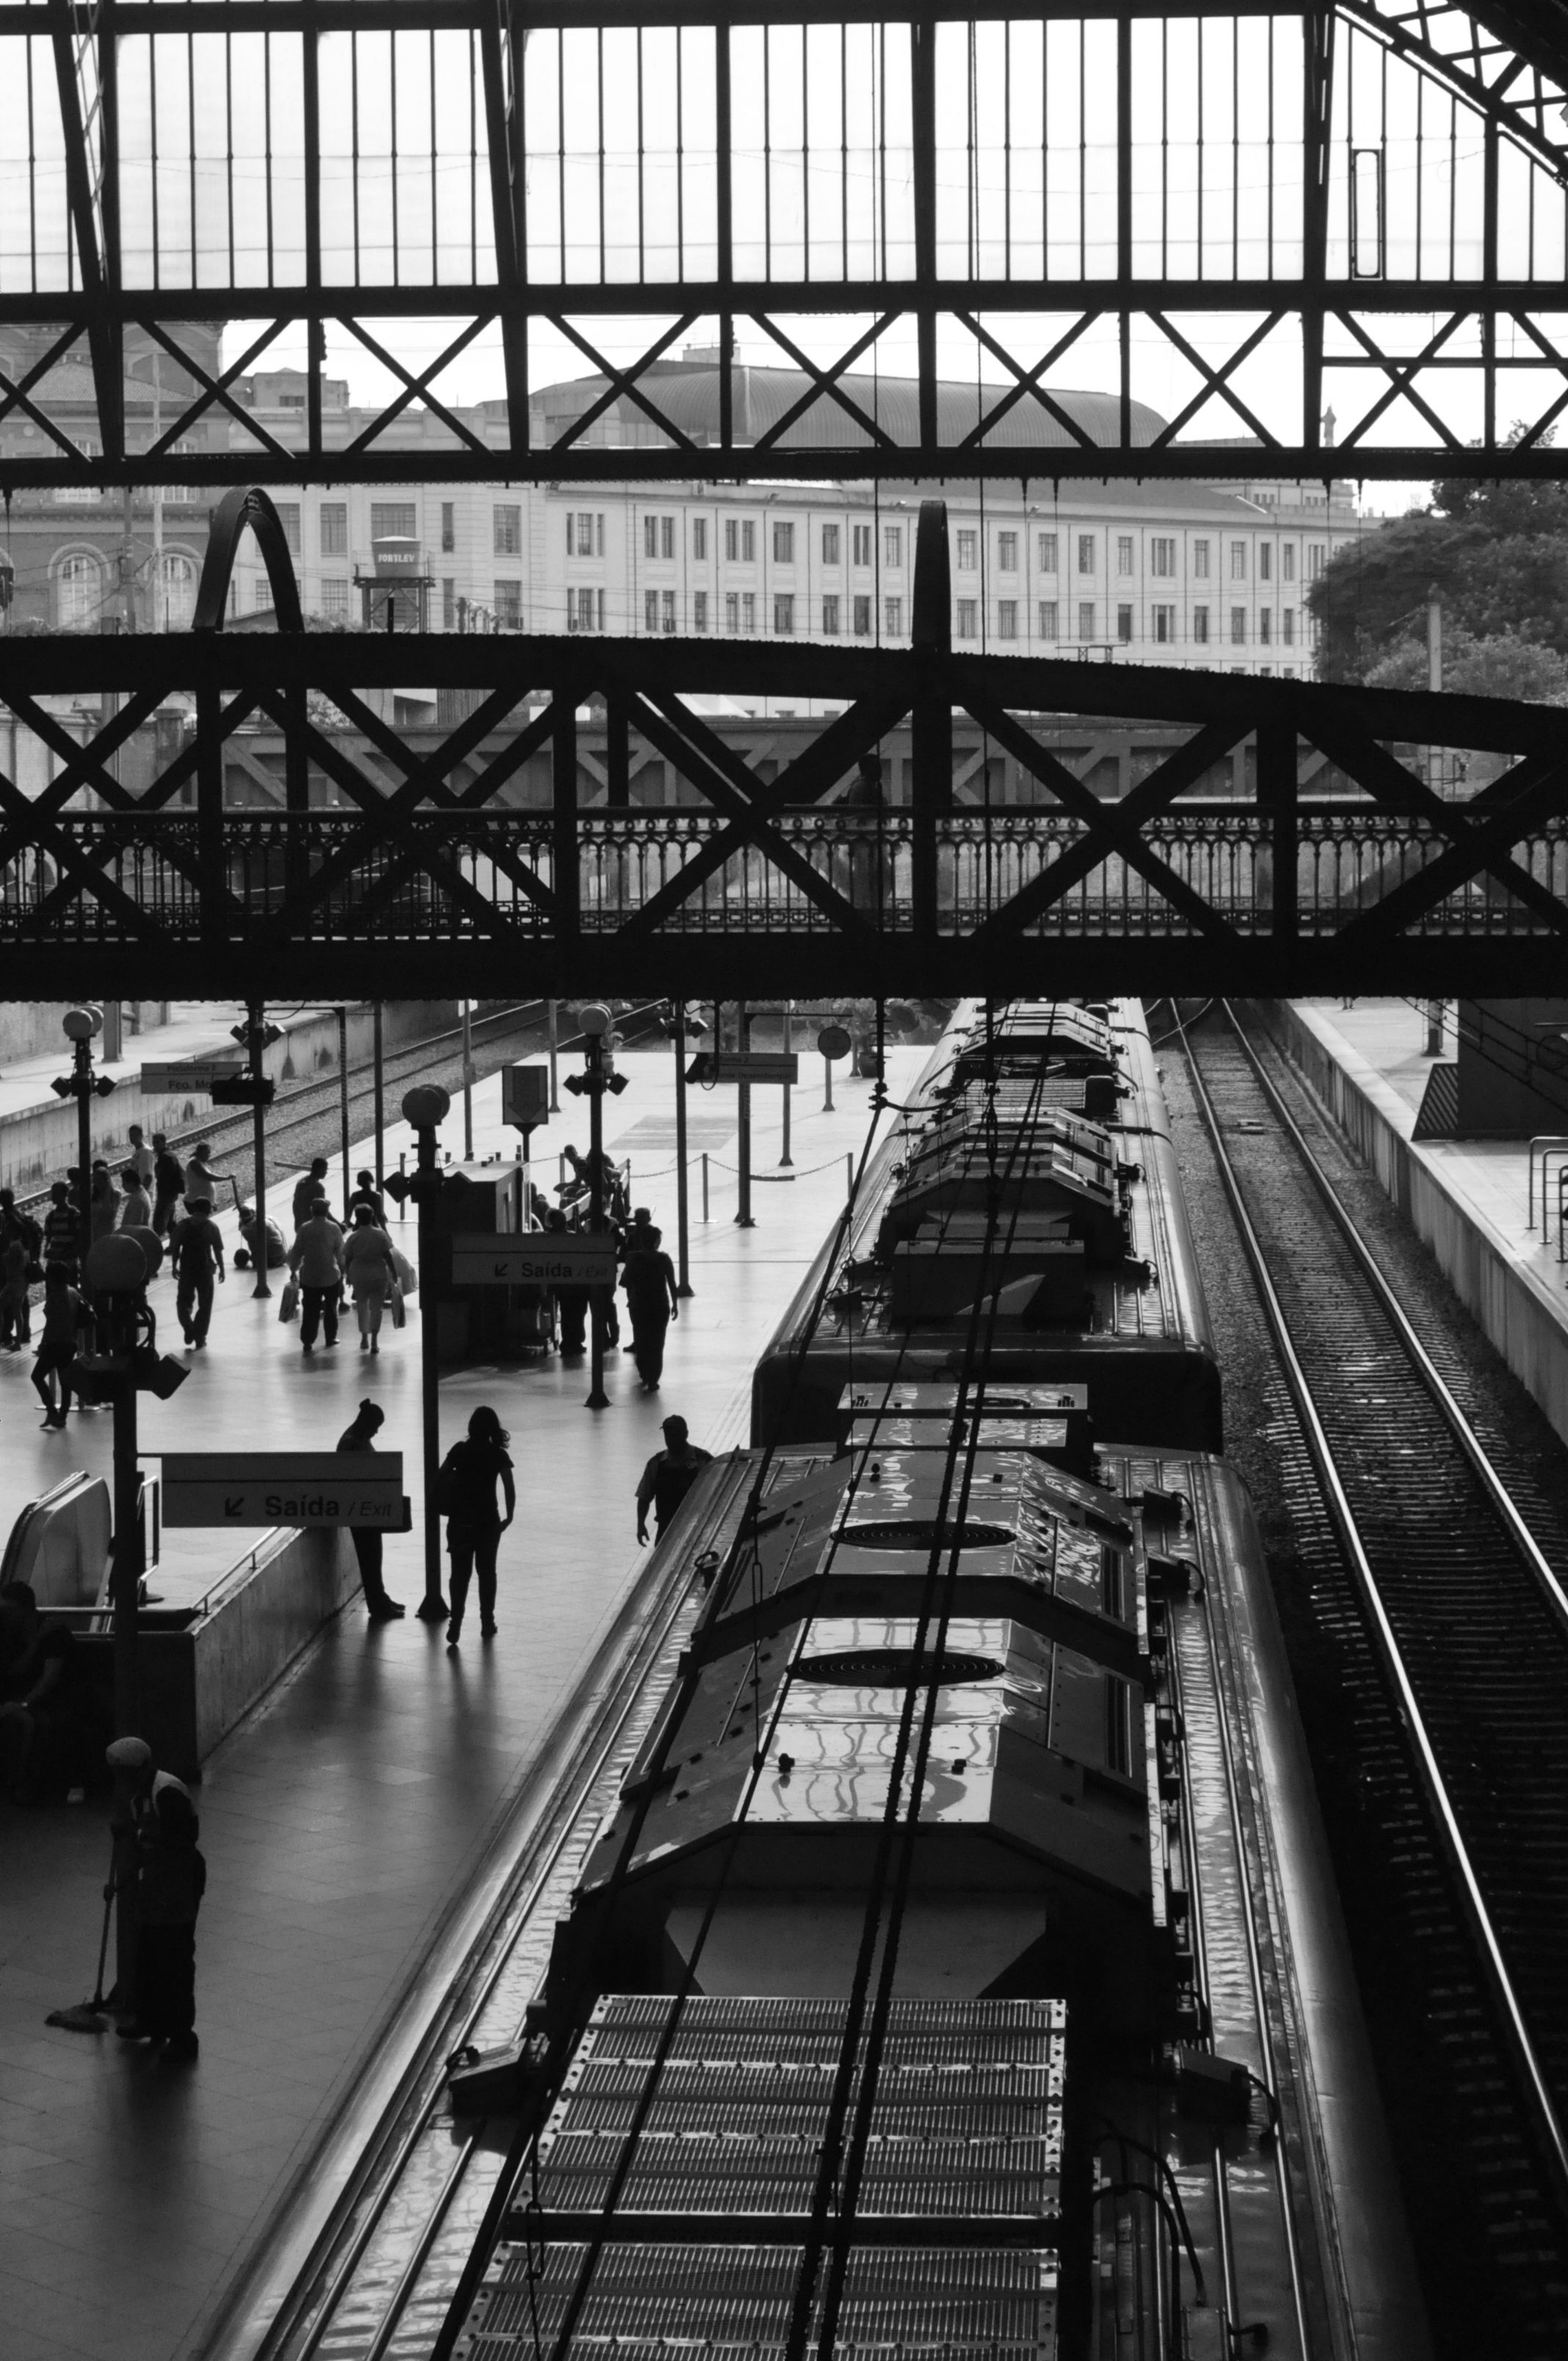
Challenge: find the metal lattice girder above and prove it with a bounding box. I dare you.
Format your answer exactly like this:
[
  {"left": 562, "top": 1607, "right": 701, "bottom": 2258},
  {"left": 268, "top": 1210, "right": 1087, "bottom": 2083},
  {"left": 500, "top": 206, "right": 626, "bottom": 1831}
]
[
  {"left": 4, "top": 614, "right": 1568, "bottom": 999},
  {"left": 11, "top": 1, "right": 1568, "bottom": 486}
]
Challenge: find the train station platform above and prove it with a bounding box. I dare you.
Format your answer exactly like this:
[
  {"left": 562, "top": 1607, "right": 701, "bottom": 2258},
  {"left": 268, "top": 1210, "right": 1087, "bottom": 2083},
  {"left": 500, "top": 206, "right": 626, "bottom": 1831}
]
[
  {"left": 0, "top": 1040, "right": 926, "bottom": 2361},
  {"left": 1266, "top": 999, "right": 1568, "bottom": 1448}
]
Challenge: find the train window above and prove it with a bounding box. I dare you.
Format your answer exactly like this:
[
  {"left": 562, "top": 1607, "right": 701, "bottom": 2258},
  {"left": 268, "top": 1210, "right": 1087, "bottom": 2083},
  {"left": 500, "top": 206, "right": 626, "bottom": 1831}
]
[
  {"left": 1104, "top": 1678, "right": 1134, "bottom": 1778},
  {"left": 1100, "top": 1547, "right": 1125, "bottom": 1622}
]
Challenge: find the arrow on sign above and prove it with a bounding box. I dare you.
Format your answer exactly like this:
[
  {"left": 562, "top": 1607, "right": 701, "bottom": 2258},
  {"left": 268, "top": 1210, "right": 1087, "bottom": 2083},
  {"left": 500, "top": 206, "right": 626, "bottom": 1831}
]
[{"left": 226, "top": 1495, "right": 243, "bottom": 1517}]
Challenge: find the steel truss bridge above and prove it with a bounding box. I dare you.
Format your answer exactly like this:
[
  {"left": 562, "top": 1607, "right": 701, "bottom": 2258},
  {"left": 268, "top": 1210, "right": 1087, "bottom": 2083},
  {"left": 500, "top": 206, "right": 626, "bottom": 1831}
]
[
  {"left": 4, "top": 487, "right": 1566, "bottom": 1000},
  {"left": 11, "top": 0, "right": 1568, "bottom": 489}
]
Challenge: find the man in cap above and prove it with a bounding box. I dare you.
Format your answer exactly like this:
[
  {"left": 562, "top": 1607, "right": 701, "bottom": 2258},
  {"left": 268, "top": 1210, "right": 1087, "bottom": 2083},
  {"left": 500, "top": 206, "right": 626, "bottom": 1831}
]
[{"left": 635, "top": 1415, "right": 714, "bottom": 1545}]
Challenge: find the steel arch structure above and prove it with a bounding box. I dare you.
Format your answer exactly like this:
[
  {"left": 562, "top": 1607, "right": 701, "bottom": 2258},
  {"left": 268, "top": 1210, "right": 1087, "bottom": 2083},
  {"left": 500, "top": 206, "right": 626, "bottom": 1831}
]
[{"left": 10, "top": 2, "right": 1568, "bottom": 491}]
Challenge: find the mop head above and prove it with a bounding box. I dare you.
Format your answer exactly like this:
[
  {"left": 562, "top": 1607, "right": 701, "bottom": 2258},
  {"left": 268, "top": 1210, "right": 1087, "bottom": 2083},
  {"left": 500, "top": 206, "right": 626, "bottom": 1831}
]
[{"left": 46, "top": 2002, "right": 109, "bottom": 2033}]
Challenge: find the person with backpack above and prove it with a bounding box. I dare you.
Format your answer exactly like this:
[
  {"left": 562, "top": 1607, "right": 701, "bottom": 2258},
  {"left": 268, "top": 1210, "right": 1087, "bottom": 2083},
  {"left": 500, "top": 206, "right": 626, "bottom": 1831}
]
[
  {"left": 151, "top": 1134, "right": 185, "bottom": 1236},
  {"left": 170, "top": 1194, "right": 226, "bottom": 1348},
  {"left": 436, "top": 1407, "right": 516, "bottom": 1648}
]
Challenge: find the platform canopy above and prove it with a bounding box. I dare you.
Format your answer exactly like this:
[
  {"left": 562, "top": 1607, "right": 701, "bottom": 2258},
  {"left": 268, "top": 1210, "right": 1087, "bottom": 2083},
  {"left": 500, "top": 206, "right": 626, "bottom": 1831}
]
[{"left": 10, "top": 1, "right": 1568, "bottom": 489}]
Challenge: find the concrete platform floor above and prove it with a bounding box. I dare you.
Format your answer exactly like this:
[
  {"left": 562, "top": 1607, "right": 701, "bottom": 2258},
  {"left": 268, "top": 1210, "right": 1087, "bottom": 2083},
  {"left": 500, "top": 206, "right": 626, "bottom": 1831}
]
[{"left": 0, "top": 1042, "right": 924, "bottom": 2361}]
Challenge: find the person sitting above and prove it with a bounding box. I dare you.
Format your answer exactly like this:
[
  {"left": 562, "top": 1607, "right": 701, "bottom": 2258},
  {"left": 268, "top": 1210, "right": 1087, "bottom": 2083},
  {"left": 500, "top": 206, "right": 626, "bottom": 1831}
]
[
  {"left": 0, "top": 1580, "right": 98, "bottom": 1802},
  {"left": 233, "top": 1204, "right": 287, "bottom": 1271}
]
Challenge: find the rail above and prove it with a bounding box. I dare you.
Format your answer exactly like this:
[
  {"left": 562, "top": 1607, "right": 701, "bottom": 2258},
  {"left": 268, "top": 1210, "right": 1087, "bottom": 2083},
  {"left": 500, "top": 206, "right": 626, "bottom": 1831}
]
[{"left": 1178, "top": 1001, "right": 1568, "bottom": 2224}]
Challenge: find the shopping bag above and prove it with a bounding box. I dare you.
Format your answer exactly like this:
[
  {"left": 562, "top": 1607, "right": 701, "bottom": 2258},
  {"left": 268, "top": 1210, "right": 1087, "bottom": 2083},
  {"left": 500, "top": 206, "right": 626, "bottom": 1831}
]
[
  {"left": 278, "top": 1277, "right": 299, "bottom": 1324},
  {"left": 389, "top": 1283, "right": 407, "bottom": 1330},
  {"left": 391, "top": 1247, "right": 417, "bottom": 1296}
]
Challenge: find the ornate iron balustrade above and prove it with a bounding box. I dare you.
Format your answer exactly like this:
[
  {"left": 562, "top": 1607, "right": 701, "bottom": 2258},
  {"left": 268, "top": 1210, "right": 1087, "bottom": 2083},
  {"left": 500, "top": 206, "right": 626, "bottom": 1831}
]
[{"left": 1, "top": 490, "right": 1565, "bottom": 997}]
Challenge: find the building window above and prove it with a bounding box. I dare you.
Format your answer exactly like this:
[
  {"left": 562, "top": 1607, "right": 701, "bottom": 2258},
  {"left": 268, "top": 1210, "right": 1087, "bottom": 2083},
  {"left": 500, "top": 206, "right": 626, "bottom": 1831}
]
[
  {"left": 441, "top": 502, "right": 456, "bottom": 554},
  {"left": 442, "top": 578, "right": 456, "bottom": 630},
  {"left": 692, "top": 518, "right": 708, "bottom": 562},
  {"left": 822, "top": 523, "right": 841, "bottom": 565},
  {"left": 574, "top": 587, "right": 595, "bottom": 632},
  {"left": 957, "top": 598, "right": 977, "bottom": 639},
  {"left": 1230, "top": 606, "right": 1246, "bottom": 644},
  {"left": 725, "top": 592, "right": 739, "bottom": 631},
  {"left": 884, "top": 525, "right": 903, "bottom": 567},
  {"left": 854, "top": 594, "right": 872, "bottom": 635},
  {"left": 1308, "top": 612, "right": 1321, "bottom": 647},
  {"left": 1283, "top": 665, "right": 1296, "bottom": 678},
  {"left": 774, "top": 593, "right": 794, "bottom": 634},
  {"left": 643, "top": 515, "right": 676, "bottom": 559},
  {"left": 662, "top": 590, "right": 676, "bottom": 633},
  {"left": 1194, "top": 605, "right": 1209, "bottom": 643},
  {"left": 1117, "top": 535, "right": 1133, "bottom": 576},
  {"left": 494, "top": 581, "right": 521, "bottom": 628},
  {"left": 694, "top": 590, "right": 708, "bottom": 631},
  {"left": 567, "top": 510, "right": 589, "bottom": 556},
  {"left": 321, "top": 578, "right": 348, "bottom": 617},
  {"left": 1077, "top": 534, "right": 1095, "bottom": 575},
  {"left": 885, "top": 596, "right": 903, "bottom": 634},
  {"left": 644, "top": 516, "right": 657, "bottom": 559},
  {"left": 371, "top": 502, "right": 415, "bottom": 540},
  {"left": 822, "top": 594, "right": 841, "bottom": 634},
  {"left": 1230, "top": 540, "right": 1246, "bottom": 579},
  {"left": 320, "top": 501, "right": 348, "bottom": 556},
  {"left": 773, "top": 522, "right": 795, "bottom": 564},
  {"left": 1078, "top": 600, "right": 1095, "bottom": 639},
  {"left": 742, "top": 521, "right": 757, "bottom": 562},
  {"left": 494, "top": 504, "right": 522, "bottom": 556},
  {"left": 998, "top": 530, "right": 1018, "bottom": 573},
  {"left": 1282, "top": 606, "right": 1295, "bottom": 645},
  {"left": 724, "top": 518, "right": 738, "bottom": 561},
  {"left": 1260, "top": 544, "right": 1272, "bottom": 581},
  {"left": 1153, "top": 603, "right": 1174, "bottom": 643},
  {"left": 1117, "top": 603, "right": 1133, "bottom": 642},
  {"left": 1282, "top": 544, "right": 1296, "bottom": 581},
  {"left": 1150, "top": 537, "right": 1175, "bottom": 578},
  {"left": 1038, "top": 532, "right": 1058, "bottom": 573},
  {"left": 997, "top": 599, "right": 1018, "bottom": 640},
  {"left": 1308, "top": 543, "right": 1325, "bottom": 578},
  {"left": 1193, "top": 540, "right": 1211, "bottom": 579},
  {"left": 1039, "top": 601, "right": 1059, "bottom": 641},
  {"left": 741, "top": 592, "right": 756, "bottom": 631},
  {"left": 253, "top": 579, "right": 272, "bottom": 612},
  {"left": 662, "top": 517, "right": 675, "bottom": 560},
  {"left": 156, "top": 551, "right": 197, "bottom": 628},
  {"left": 274, "top": 502, "right": 301, "bottom": 555},
  {"left": 644, "top": 590, "right": 658, "bottom": 631},
  {"left": 852, "top": 523, "right": 873, "bottom": 567},
  {"left": 957, "top": 529, "right": 977, "bottom": 571},
  {"left": 1259, "top": 607, "right": 1272, "bottom": 645}
]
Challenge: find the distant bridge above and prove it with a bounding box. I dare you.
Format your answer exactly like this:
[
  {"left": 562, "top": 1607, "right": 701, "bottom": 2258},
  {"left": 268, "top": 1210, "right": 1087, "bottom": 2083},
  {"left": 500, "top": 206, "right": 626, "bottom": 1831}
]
[{"left": 1, "top": 492, "right": 1564, "bottom": 1001}]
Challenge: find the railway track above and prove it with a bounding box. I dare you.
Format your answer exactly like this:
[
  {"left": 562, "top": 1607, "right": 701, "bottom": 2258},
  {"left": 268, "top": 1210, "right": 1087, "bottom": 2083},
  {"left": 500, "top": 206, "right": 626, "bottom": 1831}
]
[{"left": 1175, "top": 998, "right": 1568, "bottom": 2352}]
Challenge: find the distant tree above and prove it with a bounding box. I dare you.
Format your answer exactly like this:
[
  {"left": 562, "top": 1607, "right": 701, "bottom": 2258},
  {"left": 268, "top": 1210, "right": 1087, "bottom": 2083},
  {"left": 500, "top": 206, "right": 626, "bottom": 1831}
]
[
  {"left": 1362, "top": 630, "right": 1568, "bottom": 702},
  {"left": 1308, "top": 429, "right": 1568, "bottom": 683}
]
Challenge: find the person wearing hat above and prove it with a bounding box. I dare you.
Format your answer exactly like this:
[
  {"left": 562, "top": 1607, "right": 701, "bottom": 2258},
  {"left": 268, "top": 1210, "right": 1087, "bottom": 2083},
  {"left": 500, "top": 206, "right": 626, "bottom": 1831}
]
[
  {"left": 234, "top": 1203, "right": 286, "bottom": 1272},
  {"left": 169, "top": 1194, "right": 225, "bottom": 1347},
  {"left": 336, "top": 1400, "right": 405, "bottom": 1620},
  {"left": 635, "top": 1416, "right": 714, "bottom": 1545}
]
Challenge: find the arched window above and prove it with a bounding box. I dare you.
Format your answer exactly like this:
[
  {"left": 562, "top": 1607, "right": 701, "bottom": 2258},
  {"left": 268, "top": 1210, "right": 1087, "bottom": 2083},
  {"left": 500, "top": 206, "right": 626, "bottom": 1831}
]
[
  {"left": 57, "top": 553, "right": 103, "bottom": 630},
  {"left": 158, "top": 551, "right": 197, "bottom": 629}
]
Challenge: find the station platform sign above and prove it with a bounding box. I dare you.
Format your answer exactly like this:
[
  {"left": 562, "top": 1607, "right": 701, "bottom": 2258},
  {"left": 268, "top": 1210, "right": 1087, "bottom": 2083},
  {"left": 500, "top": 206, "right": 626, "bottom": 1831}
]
[
  {"left": 450, "top": 1238, "right": 617, "bottom": 1287},
  {"left": 160, "top": 1452, "right": 406, "bottom": 1529}
]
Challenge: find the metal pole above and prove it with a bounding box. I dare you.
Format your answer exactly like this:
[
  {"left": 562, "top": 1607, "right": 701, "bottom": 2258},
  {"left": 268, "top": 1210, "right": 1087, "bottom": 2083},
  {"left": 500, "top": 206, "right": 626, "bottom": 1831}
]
[
  {"left": 338, "top": 1004, "right": 351, "bottom": 1217},
  {"left": 461, "top": 998, "right": 474, "bottom": 1158},
  {"left": 824, "top": 1046, "right": 835, "bottom": 1112},
  {"left": 372, "top": 1001, "right": 385, "bottom": 1201},
  {"left": 846, "top": 1151, "right": 854, "bottom": 1202},
  {"left": 703, "top": 1153, "right": 710, "bottom": 1223},
  {"left": 736, "top": 1001, "right": 755, "bottom": 1227},
  {"left": 674, "top": 1001, "right": 693, "bottom": 1297},
  {"left": 76, "top": 1038, "right": 92, "bottom": 1272},
  {"left": 111, "top": 1375, "right": 141, "bottom": 1737},
  {"left": 402, "top": 1089, "right": 451, "bottom": 1622},
  {"left": 548, "top": 998, "right": 560, "bottom": 1111},
  {"left": 586, "top": 1031, "right": 609, "bottom": 1411},
  {"left": 247, "top": 999, "right": 271, "bottom": 1297},
  {"left": 780, "top": 1001, "right": 793, "bottom": 1167}
]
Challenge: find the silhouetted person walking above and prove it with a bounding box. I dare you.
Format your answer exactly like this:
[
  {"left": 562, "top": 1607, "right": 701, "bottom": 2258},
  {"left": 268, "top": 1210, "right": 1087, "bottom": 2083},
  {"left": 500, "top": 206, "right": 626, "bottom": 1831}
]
[
  {"left": 437, "top": 1407, "right": 515, "bottom": 1648},
  {"left": 289, "top": 1201, "right": 345, "bottom": 1352},
  {"left": 170, "top": 1194, "right": 225, "bottom": 1347},
  {"left": 620, "top": 1224, "right": 679, "bottom": 1390},
  {"left": 636, "top": 1415, "right": 713, "bottom": 1544}
]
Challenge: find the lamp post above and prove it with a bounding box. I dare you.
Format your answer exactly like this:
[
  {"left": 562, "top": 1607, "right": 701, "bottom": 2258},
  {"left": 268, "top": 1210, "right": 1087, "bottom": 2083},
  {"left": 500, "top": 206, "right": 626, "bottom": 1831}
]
[
  {"left": 402, "top": 1084, "right": 452, "bottom": 1621},
  {"left": 76, "top": 1227, "right": 188, "bottom": 2011},
  {"left": 230, "top": 1003, "right": 283, "bottom": 1296},
  {"left": 56, "top": 1007, "right": 113, "bottom": 1272},
  {"left": 563, "top": 1003, "right": 626, "bottom": 1411}
]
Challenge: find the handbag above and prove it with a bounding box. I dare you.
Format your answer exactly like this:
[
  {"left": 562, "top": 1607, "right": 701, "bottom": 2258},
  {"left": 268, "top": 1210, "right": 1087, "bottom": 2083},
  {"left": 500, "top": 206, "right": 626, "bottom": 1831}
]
[
  {"left": 389, "top": 1282, "right": 406, "bottom": 1330},
  {"left": 278, "top": 1277, "right": 300, "bottom": 1323},
  {"left": 391, "top": 1246, "right": 417, "bottom": 1296}
]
